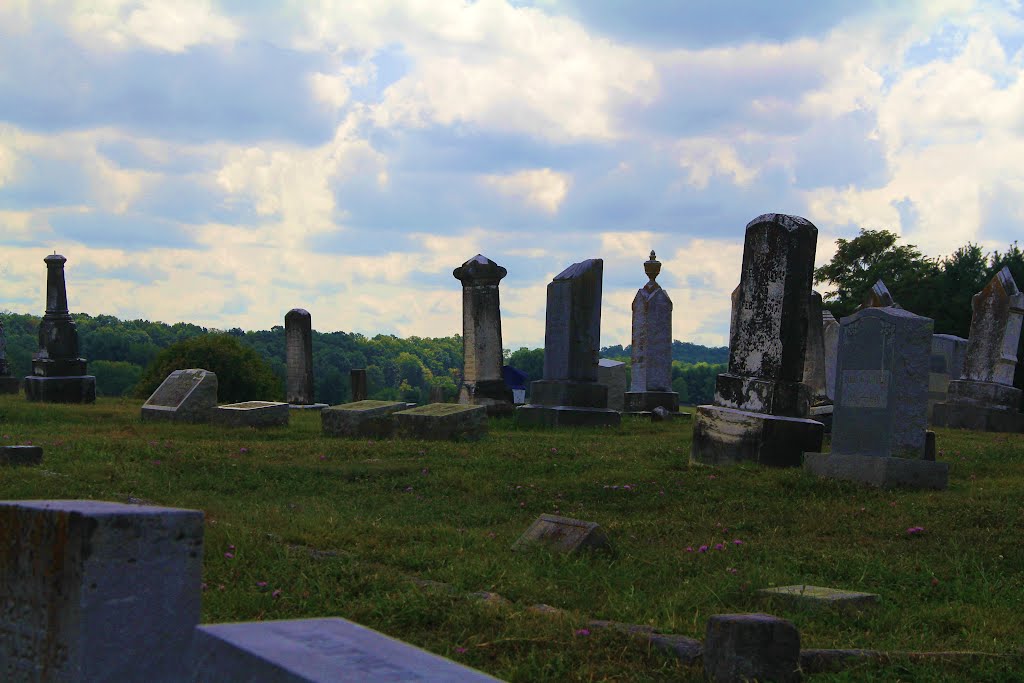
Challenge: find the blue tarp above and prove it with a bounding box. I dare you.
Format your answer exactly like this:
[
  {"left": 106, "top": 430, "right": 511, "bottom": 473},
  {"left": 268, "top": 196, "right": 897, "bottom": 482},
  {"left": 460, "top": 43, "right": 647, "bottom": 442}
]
[{"left": 502, "top": 365, "right": 529, "bottom": 390}]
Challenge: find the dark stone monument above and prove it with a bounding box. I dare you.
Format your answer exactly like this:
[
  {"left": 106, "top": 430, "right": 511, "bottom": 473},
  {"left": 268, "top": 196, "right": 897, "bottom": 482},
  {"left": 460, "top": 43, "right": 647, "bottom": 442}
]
[
  {"left": 690, "top": 214, "right": 824, "bottom": 467},
  {"left": 515, "top": 259, "right": 620, "bottom": 428},
  {"left": 805, "top": 306, "right": 948, "bottom": 489},
  {"left": 933, "top": 267, "right": 1024, "bottom": 432},
  {"left": 704, "top": 613, "right": 801, "bottom": 683},
  {"left": 351, "top": 368, "right": 368, "bottom": 402},
  {"left": 24, "top": 254, "right": 96, "bottom": 403},
  {"left": 453, "top": 255, "right": 514, "bottom": 414},
  {"left": 285, "top": 309, "right": 324, "bottom": 409},
  {"left": 624, "top": 251, "right": 679, "bottom": 413},
  {"left": 0, "top": 318, "right": 20, "bottom": 394}
]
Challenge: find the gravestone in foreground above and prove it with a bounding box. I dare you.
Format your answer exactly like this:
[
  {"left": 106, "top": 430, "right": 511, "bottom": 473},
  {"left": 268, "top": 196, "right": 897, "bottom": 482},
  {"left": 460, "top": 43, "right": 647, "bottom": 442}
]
[
  {"left": 624, "top": 251, "right": 679, "bottom": 413},
  {"left": 0, "top": 318, "right": 19, "bottom": 394},
  {"left": 140, "top": 368, "right": 218, "bottom": 423},
  {"left": 0, "top": 500, "right": 203, "bottom": 682},
  {"left": 512, "top": 514, "right": 610, "bottom": 554},
  {"left": 691, "top": 214, "right": 823, "bottom": 467},
  {"left": 285, "top": 309, "right": 327, "bottom": 410},
  {"left": 0, "top": 445, "right": 43, "bottom": 466},
  {"left": 704, "top": 613, "right": 801, "bottom": 683},
  {"left": 597, "top": 358, "right": 627, "bottom": 412},
  {"left": 805, "top": 306, "right": 948, "bottom": 489},
  {"left": 932, "top": 267, "right": 1024, "bottom": 432},
  {"left": 454, "top": 255, "right": 514, "bottom": 414},
  {"left": 24, "top": 254, "right": 96, "bottom": 403},
  {"left": 515, "top": 259, "right": 620, "bottom": 428},
  {"left": 213, "top": 400, "right": 290, "bottom": 428}
]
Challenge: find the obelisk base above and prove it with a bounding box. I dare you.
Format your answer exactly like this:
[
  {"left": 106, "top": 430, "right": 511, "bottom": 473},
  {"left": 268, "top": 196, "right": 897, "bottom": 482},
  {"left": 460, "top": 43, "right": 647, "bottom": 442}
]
[
  {"left": 25, "top": 375, "right": 96, "bottom": 403},
  {"left": 458, "top": 379, "right": 515, "bottom": 416},
  {"left": 690, "top": 405, "right": 823, "bottom": 468},
  {"left": 624, "top": 391, "right": 679, "bottom": 413}
]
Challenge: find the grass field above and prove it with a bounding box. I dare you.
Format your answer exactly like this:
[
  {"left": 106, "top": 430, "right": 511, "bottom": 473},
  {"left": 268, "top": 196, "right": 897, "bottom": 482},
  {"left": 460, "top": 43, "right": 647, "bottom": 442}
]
[{"left": 2, "top": 395, "right": 1023, "bottom": 681}]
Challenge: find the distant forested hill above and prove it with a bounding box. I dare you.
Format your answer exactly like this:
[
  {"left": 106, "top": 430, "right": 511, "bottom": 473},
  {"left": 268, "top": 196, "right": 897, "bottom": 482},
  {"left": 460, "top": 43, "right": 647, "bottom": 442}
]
[{"left": 599, "top": 340, "right": 728, "bottom": 365}]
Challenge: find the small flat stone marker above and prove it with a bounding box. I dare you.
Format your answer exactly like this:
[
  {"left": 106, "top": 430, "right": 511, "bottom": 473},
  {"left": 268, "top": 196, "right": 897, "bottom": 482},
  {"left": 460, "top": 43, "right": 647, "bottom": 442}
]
[
  {"left": 321, "top": 400, "right": 408, "bottom": 438},
  {"left": 758, "top": 585, "right": 880, "bottom": 611},
  {"left": 0, "top": 445, "right": 43, "bottom": 466},
  {"left": 188, "top": 617, "right": 503, "bottom": 682},
  {"left": 704, "top": 613, "right": 801, "bottom": 683},
  {"left": 393, "top": 403, "right": 487, "bottom": 441},
  {"left": 213, "top": 400, "right": 290, "bottom": 428},
  {"left": 512, "top": 514, "right": 610, "bottom": 554}
]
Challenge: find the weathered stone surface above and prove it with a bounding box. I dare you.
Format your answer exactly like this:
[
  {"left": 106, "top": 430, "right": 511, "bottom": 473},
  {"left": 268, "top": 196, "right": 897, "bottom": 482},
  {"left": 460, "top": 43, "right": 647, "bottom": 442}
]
[
  {"left": 514, "top": 405, "right": 621, "bottom": 428},
  {"left": 628, "top": 391, "right": 681, "bottom": 413},
  {"left": 757, "top": 585, "right": 879, "bottom": 611},
  {"left": 512, "top": 514, "right": 610, "bottom": 554},
  {"left": 141, "top": 368, "right": 218, "bottom": 423},
  {"left": 597, "top": 358, "right": 626, "bottom": 411},
  {"left": 321, "top": 400, "right": 407, "bottom": 438},
  {"left": 932, "top": 396, "right": 1024, "bottom": 432},
  {"left": 704, "top": 613, "right": 801, "bottom": 683},
  {"left": 0, "top": 445, "right": 43, "bottom": 466},
  {"left": 928, "top": 334, "right": 968, "bottom": 419},
  {"left": 630, "top": 251, "right": 675, "bottom": 392},
  {"left": 804, "top": 451, "right": 949, "bottom": 490},
  {"left": 832, "top": 307, "right": 933, "bottom": 458},
  {"left": 394, "top": 403, "right": 487, "bottom": 441},
  {"left": 529, "top": 380, "right": 608, "bottom": 408},
  {"left": 962, "top": 267, "right": 1024, "bottom": 385},
  {"left": 809, "top": 404, "right": 833, "bottom": 433},
  {"left": 648, "top": 634, "right": 703, "bottom": 666},
  {"left": 822, "top": 309, "right": 839, "bottom": 401},
  {"left": 858, "top": 279, "right": 898, "bottom": 310},
  {"left": 539, "top": 259, "right": 604, "bottom": 384},
  {"left": 0, "top": 500, "right": 203, "bottom": 683},
  {"left": 188, "top": 618, "right": 502, "bottom": 682},
  {"left": 455, "top": 255, "right": 514, "bottom": 413},
  {"left": 803, "top": 291, "right": 829, "bottom": 404},
  {"left": 285, "top": 308, "right": 315, "bottom": 405},
  {"left": 213, "top": 400, "right": 290, "bottom": 428},
  {"left": 691, "top": 405, "right": 823, "bottom": 467},
  {"left": 350, "top": 368, "right": 368, "bottom": 402}
]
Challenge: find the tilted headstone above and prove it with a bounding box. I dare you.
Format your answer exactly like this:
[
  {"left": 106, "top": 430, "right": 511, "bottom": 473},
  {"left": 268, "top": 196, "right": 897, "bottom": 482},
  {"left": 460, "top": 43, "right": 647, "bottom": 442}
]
[
  {"left": 24, "top": 254, "right": 96, "bottom": 403},
  {"left": 691, "top": 214, "right": 823, "bottom": 467},
  {"left": 213, "top": 401, "right": 290, "bottom": 428},
  {"left": 803, "top": 291, "right": 829, "bottom": 405},
  {"left": 597, "top": 358, "right": 627, "bottom": 412},
  {"left": 822, "top": 309, "right": 839, "bottom": 401},
  {"left": 512, "top": 514, "right": 610, "bottom": 554},
  {"left": 625, "top": 251, "right": 679, "bottom": 412},
  {"left": 516, "top": 259, "right": 620, "bottom": 428},
  {"left": 453, "top": 255, "right": 513, "bottom": 414},
  {"left": 857, "top": 279, "right": 897, "bottom": 310},
  {"left": 285, "top": 308, "right": 319, "bottom": 407},
  {"left": 141, "top": 368, "right": 218, "bottom": 423},
  {"left": 933, "top": 267, "right": 1024, "bottom": 432},
  {"left": 805, "top": 306, "right": 948, "bottom": 489},
  {"left": 0, "top": 318, "right": 18, "bottom": 394},
  {"left": 0, "top": 500, "right": 203, "bottom": 682},
  {"left": 350, "top": 368, "right": 368, "bottom": 402}
]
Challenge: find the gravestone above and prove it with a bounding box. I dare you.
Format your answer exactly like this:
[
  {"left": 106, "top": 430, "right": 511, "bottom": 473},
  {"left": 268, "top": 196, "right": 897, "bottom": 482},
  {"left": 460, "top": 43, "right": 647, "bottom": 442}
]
[
  {"left": 285, "top": 309, "right": 325, "bottom": 409},
  {"left": 512, "top": 514, "right": 610, "bottom": 554},
  {"left": 429, "top": 385, "right": 446, "bottom": 404},
  {"left": 805, "top": 306, "right": 948, "bottom": 489},
  {"left": 24, "top": 254, "right": 96, "bottom": 403},
  {"left": 515, "top": 259, "right": 620, "bottom": 428},
  {"left": 624, "top": 251, "right": 679, "bottom": 412},
  {"left": 858, "top": 279, "right": 897, "bottom": 310},
  {"left": 0, "top": 445, "right": 43, "bottom": 466},
  {"left": 140, "top": 368, "right": 218, "bottom": 423},
  {"left": 597, "top": 358, "right": 627, "bottom": 412},
  {"left": 394, "top": 403, "right": 487, "bottom": 441},
  {"left": 0, "top": 500, "right": 203, "bottom": 682},
  {"left": 0, "top": 318, "right": 19, "bottom": 394},
  {"left": 704, "top": 613, "right": 801, "bottom": 683},
  {"left": 822, "top": 310, "right": 839, "bottom": 401},
  {"left": 213, "top": 401, "right": 290, "bottom": 428},
  {"left": 757, "top": 585, "right": 879, "bottom": 612},
  {"left": 350, "top": 369, "right": 368, "bottom": 402},
  {"left": 933, "top": 267, "right": 1024, "bottom": 432},
  {"left": 321, "top": 400, "right": 407, "bottom": 438},
  {"left": 454, "top": 255, "right": 514, "bottom": 414},
  {"left": 189, "top": 618, "right": 502, "bottom": 682},
  {"left": 928, "top": 334, "right": 968, "bottom": 420},
  {"left": 691, "top": 214, "right": 823, "bottom": 467},
  {"left": 803, "top": 291, "right": 829, "bottom": 405}
]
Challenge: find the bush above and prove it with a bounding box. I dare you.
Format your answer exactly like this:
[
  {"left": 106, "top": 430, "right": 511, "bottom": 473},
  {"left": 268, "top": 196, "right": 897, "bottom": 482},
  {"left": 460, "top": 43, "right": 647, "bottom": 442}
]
[{"left": 134, "top": 334, "right": 283, "bottom": 403}]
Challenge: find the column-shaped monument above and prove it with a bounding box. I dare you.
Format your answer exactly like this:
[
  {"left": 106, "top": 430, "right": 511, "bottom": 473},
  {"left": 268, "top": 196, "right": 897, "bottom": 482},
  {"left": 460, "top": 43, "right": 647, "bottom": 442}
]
[
  {"left": 690, "top": 214, "right": 823, "bottom": 467},
  {"left": 285, "top": 309, "right": 325, "bottom": 409},
  {"left": 453, "top": 255, "right": 513, "bottom": 414},
  {"left": 625, "top": 251, "right": 678, "bottom": 412},
  {"left": 25, "top": 254, "right": 96, "bottom": 403},
  {"left": 0, "top": 318, "right": 19, "bottom": 394},
  {"left": 932, "top": 267, "right": 1024, "bottom": 432},
  {"left": 515, "top": 259, "right": 620, "bottom": 427}
]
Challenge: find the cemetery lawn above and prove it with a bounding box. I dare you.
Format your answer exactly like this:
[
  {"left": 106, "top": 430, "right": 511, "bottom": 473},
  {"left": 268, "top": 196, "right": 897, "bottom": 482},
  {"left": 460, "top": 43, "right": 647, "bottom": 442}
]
[{"left": 2, "top": 396, "right": 1022, "bottom": 682}]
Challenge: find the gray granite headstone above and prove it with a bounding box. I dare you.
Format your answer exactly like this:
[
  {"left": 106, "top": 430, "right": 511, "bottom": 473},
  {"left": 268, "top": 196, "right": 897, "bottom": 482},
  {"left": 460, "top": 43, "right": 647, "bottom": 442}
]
[
  {"left": 597, "top": 358, "right": 627, "bottom": 412},
  {"left": 625, "top": 251, "right": 678, "bottom": 412},
  {"left": 0, "top": 445, "right": 43, "bottom": 466},
  {"left": 141, "top": 368, "right": 218, "bottom": 423},
  {"left": 454, "top": 255, "right": 513, "bottom": 414},
  {"left": 0, "top": 500, "right": 203, "bottom": 682},
  {"left": 285, "top": 308, "right": 315, "bottom": 405},
  {"left": 189, "top": 618, "right": 502, "bottom": 682}
]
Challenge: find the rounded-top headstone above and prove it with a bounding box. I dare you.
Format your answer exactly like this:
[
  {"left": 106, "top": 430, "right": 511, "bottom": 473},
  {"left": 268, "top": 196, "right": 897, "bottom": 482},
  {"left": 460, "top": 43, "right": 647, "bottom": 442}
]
[
  {"left": 285, "top": 308, "right": 311, "bottom": 321},
  {"left": 454, "top": 254, "right": 507, "bottom": 285}
]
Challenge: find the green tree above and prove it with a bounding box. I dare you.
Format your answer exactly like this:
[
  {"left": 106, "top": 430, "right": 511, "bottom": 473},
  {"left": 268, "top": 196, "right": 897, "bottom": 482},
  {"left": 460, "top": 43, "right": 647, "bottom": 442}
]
[
  {"left": 134, "top": 334, "right": 283, "bottom": 403},
  {"left": 91, "top": 360, "right": 143, "bottom": 397},
  {"left": 508, "top": 347, "right": 544, "bottom": 384}
]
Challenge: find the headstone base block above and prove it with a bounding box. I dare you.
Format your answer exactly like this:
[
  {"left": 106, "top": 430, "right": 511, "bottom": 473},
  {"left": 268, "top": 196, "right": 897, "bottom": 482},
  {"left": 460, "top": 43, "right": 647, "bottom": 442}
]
[
  {"left": 515, "top": 404, "right": 621, "bottom": 428},
  {"left": 458, "top": 379, "right": 515, "bottom": 415},
  {"left": 529, "top": 380, "right": 608, "bottom": 408},
  {"left": 931, "top": 401, "right": 1024, "bottom": 432},
  {"left": 24, "top": 375, "right": 96, "bottom": 403},
  {"left": 213, "top": 401, "right": 290, "bottom": 428},
  {"left": 289, "top": 403, "right": 329, "bottom": 410},
  {"left": 0, "top": 445, "right": 43, "bottom": 466},
  {"left": 624, "top": 391, "right": 679, "bottom": 413},
  {"left": 394, "top": 403, "right": 487, "bottom": 441},
  {"left": 690, "top": 405, "right": 823, "bottom": 467},
  {"left": 804, "top": 452, "right": 949, "bottom": 490},
  {"left": 321, "top": 400, "right": 407, "bottom": 438}
]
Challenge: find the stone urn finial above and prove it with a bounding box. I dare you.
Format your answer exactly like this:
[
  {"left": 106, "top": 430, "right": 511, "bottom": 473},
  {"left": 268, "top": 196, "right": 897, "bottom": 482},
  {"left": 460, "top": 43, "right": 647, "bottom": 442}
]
[{"left": 644, "top": 250, "right": 661, "bottom": 287}]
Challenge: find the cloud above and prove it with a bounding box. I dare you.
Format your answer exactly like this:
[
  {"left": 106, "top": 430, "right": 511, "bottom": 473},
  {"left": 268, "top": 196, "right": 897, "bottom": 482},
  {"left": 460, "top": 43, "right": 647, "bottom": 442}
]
[{"left": 481, "top": 168, "right": 571, "bottom": 213}]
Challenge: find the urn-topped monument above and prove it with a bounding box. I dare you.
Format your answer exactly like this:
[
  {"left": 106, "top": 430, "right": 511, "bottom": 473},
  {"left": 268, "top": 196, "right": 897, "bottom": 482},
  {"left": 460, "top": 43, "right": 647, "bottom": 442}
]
[
  {"left": 624, "top": 251, "right": 678, "bottom": 413},
  {"left": 24, "top": 253, "right": 96, "bottom": 403}
]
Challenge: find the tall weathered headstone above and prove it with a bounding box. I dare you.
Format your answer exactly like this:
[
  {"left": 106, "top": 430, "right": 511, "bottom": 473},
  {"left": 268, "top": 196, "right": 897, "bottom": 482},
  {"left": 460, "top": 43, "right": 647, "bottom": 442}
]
[
  {"left": 351, "top": 368, "right": 368, "bottom": 402},
  {"left": 805, "top": 306, "right": 948, "bottom": 489},
  {"left": 24, "top": 254, "right": 96, "bottom": 403},
  {"left": 927, "top": 333, "right": 968, "bottom": 420},
  {"left": 453, "top": 255, "right": 513, "bottom": 414},
  {"left": 822, "top": 310, "right": 839, "bottom": 401},
  {"left": 0, "top": 318, "right": 19, "bottom": 394},
  {"left": 515, "top": 259, "right": 620, "bottom": 427},
  {"left": 624, "top": 251, "right": 678, "bottom": 412},
  {"left": 803, "top": 291, "right": 829, "bottom": 405},
  {"left": 285, "top": 308, "right": 316, "bottom": 407},
  {"left": 932, "top": 267, "right": 1024, "bottom": 432},
  {"left": 690, "top": 214, "right": 823, "bottom": 467}
]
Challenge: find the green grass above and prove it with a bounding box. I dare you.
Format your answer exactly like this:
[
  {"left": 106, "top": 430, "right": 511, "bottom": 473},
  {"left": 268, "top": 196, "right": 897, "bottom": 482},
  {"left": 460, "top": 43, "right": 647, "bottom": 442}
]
[{"left": 2, "top": 395, "right": 1023, "bottom": 681}]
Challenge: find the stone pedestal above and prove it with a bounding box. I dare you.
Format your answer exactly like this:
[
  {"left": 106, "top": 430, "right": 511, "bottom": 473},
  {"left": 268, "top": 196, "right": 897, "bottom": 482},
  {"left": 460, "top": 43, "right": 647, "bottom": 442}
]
[
  {"left": 804, "top": 451, "right": 948, "bottom": 490},
  {"left": 515, "top": 404, "right": 622, "bottom": 428},
  {"left": 932, "top": 380, "right": 1023, "bottom": 432},
  {"left": 321, "top": 400, "right": 407, "bottom": 438},
  {"left": 624, "top": 391, "right": 679, "bottom": 413},
  {"left": 0, "top": 367, "right": 19, "bottom": 394},
  {"left": 394, "top": 403, "right": 487, "bottom": 441},
  {"left": 454, "top": 255, "right": 514, "bottom": 414},
  {"left": 691, "top": 405, "right": 823, "bottom": 467}
]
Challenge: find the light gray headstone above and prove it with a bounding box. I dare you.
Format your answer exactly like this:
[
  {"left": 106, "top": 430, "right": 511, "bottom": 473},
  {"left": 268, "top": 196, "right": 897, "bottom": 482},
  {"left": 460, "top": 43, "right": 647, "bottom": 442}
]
[
  {"left": 141, "top": 368, "right": 218, "bottom": 423},
  {"left": 285, "top": 308, "right": 315, "bottom": 404},
  {"left": 822, "top": 310, "right": 839, "bottom": 401},
  {"left": 802, "top": 291, "right": 828, "bottom": 403},
  {"left": 542, "top": 259, "right": 603, "bottom": 382},
  {"left": 961, "top": 267, "right": 1024, "bottom": 385},
  {"left": 630, "top": 251, "right": 674, "bottom": 392},
  {"left": 597, "top": 358, "right": 626, "bottom": 411}
]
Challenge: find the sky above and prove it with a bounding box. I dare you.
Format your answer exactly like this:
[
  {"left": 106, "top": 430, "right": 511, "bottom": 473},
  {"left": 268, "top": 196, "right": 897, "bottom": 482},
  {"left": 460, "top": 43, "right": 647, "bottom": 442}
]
[{"left": 1, "top": 0, "right": 1022, "bottom": 349}]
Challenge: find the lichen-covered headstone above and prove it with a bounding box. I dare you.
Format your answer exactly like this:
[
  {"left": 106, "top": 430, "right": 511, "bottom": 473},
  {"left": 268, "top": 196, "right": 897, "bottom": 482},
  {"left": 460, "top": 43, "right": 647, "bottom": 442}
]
[
  {"left": 321, "top": 400, "right": 407, "bottom": 438},
  {"left": 858, "top": 279, "right": 898, "bottom": 310},
  {"left": 625, "top": 251, "right": 678, "bottom": 412},
  {"left": 928, "top": 333, "right": 968, "bottom": 420},
  {"left": 393, "top": 403, "right": 487, "bottom": 441},
  {"left": 213, "top": 401, "right": 290, "bottom": 428},
  {"left": 285, "top": 308, "right": 316, "bottom": 406},
  {"left": 453, "top": 255, "right": 513, "bottom": 414}
]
